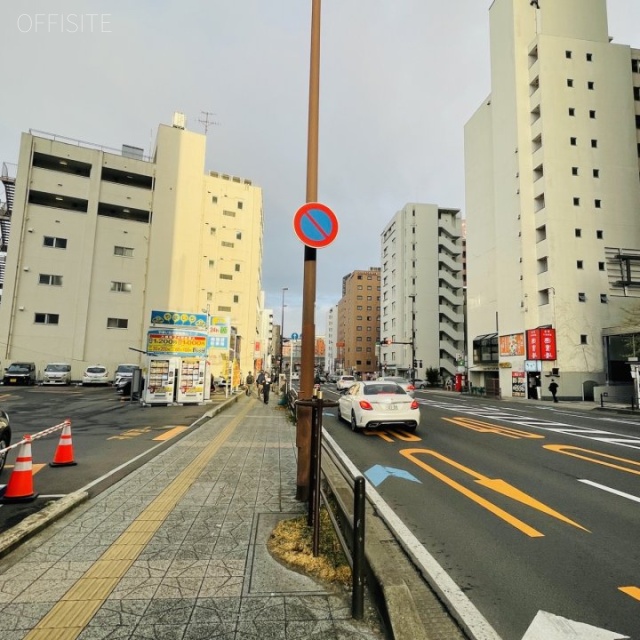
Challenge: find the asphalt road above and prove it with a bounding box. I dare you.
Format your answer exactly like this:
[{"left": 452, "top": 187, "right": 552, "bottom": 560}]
[
  {"left": 0, "top": 384, "right": 213, "bottom": 531},
  {"left": 320, "top": 386, "right": 640, "bottom": 640}
]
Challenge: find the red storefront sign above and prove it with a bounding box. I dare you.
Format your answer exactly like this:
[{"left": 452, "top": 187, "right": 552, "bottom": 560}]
[{"left": 526, "top": 328, "right": 557, "bottom": 360}]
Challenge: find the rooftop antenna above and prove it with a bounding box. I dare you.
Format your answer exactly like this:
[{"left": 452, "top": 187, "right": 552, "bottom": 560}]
[{"left": 199, "top": 111, "right": 220, "bottom": 134}]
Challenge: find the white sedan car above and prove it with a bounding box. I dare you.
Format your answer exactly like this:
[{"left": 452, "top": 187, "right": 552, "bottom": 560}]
[
  {"left": 378, "top": 376, "right": 416, "bottom": 397},
  {"left": 82, "top": 365, "right": 110, "bottom": 385},
  {"left": 337, "top": 380, "right": 420, "bottom": 432}
]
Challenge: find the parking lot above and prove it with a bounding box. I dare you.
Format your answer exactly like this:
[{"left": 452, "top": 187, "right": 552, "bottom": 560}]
[{"left": 0, "top": 384, "right": 219, "bottom": 533}]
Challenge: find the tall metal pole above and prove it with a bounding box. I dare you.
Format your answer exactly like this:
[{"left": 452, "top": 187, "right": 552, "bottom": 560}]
[
  {"left": 409, "top": 295, "right": 416, "bottom": 387},
  {"left": 280, "top": 287, "right": 288, "bottom": 376},
  {"left": 297, "top": 0, "right": 321, "bottom": 502}
]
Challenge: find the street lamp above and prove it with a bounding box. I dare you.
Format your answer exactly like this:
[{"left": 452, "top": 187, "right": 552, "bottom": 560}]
[{"left": 280, "top": 287, "right": 288, "bottom": 376}]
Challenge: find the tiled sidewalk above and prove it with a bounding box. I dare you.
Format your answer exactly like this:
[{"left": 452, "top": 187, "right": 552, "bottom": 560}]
[{"left": 0, "top": 396, "right": 386, "bottom": 639}]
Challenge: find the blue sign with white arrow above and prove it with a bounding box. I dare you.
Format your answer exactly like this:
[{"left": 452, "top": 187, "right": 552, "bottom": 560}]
[{"left": 365, "top": 465, "right": 421, "bottom": 488}]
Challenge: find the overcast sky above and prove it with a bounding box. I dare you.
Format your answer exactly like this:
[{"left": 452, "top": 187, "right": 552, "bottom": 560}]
[{"left": 1, "top": 1, "right": 638, "bottom": 335}]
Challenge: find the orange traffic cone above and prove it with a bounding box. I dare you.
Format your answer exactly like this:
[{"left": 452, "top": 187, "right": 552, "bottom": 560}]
[
  {"left": 2, "top": 435, "right": 39, "bottom": 503},
  {"left": 50, "top": 420, "right": 77, "bottom": 467}
]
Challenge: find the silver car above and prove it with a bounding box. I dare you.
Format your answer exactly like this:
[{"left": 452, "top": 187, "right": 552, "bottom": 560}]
[
  {"left": 336, "top": 375, "right": 356, "bottom": 391},
  {"left": 42, "top": 363, "right": 72, "bottom": 385},
  {"left": 378, "top": 376, "right": 416, "bottom": 397}
]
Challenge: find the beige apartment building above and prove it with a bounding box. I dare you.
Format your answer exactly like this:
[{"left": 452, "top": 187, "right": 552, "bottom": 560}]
[
  {"left": 0, "top": 118, "right": 264, "bottom": 380},
  {"left": 465, "top": 0, "right": 640, "bottom": 400},
  {"left": 336, "top": 268, "right": 381, "bottom": 377},
  {"left": 379, "top": 204, "right": 464, "bottom": 382}
]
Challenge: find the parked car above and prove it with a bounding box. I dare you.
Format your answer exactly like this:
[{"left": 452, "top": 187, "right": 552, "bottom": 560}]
[
  {"left": 336, "top": 375, "right": 356, "bottom": 391},
  {"left": 378, "top": 376, "right": 416, "bottom": 397},
  {"left": 2, "top": 362, "right": 36, "bottom": 386},
  {"left": 42, "top": 363, "right": 72, "bottom": 385},
  {"left": 412, "top": 378, "right": 428, "bottom": 389},
  {"left": 82, "top": 365, "right": 109, "bottom": 385},
  {"left": 337, "top": 380, "right": 420, "bottom": 432},
  {"left": 213, "top": 376, "right": 228, "bottom": 388},
  {"left": 0, "top": 409, "right": 11, "bottom": 474},
  {"left": 113, "top": 363, "right": 138, "bottom": 385}
]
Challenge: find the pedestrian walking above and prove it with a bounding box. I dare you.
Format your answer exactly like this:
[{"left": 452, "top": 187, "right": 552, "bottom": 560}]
[
  {"left": 548, "top": 378, "right": 559, "bottom": 403},
  {"left": 245, "top": 372, "right": 254, "bottom": 396},
  {"left": 256, "top": 371, "right": 265, "bottom": 399},
  {"left": 262, "top": 374, "right": 272, "bottom": 404}
]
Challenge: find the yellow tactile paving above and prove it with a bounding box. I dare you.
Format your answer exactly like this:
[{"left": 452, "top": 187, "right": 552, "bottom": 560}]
[
  {"left": 153, "top": 425, "right": 189, "bottom": 441},
  {"left": 24, "top": 400, "right": 252, "bottom": 639}
]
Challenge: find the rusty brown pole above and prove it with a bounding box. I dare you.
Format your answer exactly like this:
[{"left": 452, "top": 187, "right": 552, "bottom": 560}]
[{"left": 296, "top": 0, "right": 321, "bottom": 502}]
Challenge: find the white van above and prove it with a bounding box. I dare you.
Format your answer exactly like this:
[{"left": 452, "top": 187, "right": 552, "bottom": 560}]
[{"left": 42, "top": 363, "right": 72, "bottom": 385}]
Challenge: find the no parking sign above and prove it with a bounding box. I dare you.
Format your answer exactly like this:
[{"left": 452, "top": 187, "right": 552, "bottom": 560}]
[{"left": 293, "top": 202, "right": 338, "bottom": 249}]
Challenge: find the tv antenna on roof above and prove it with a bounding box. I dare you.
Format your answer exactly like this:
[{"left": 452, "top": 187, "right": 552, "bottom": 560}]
[{"left": 199, "top": 111, "right": 220, "bottom": 134}]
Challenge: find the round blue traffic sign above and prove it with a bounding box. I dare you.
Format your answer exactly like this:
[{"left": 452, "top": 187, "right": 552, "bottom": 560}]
[
  {"left": 293, "top": 202, "right": 338, "bottom": 249},
  {"left": 291, "top": 332, "right": 299, "bottom": 340}
]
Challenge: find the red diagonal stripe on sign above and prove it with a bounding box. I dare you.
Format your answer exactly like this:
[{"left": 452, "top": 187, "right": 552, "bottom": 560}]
[{"left": 303, "top": 211, "right": 329, "bottom": 239}]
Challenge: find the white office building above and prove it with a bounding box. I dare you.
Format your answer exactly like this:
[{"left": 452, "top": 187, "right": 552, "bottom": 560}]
[
  {"left": 465, "top": 0, "right": 640, "bottom": 400},
  {"left": 380, "top": 203, "right": 464, "bottom": 382},
  {"left": 0, "top": 117, "right": 264, "bottom": 380},
  {"left": 325, "top": 304, "right": 338, "bottom": 375}
]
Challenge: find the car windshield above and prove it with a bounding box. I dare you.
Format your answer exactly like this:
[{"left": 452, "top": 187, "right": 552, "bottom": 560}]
[
  {"left": 116, "top": 365, "right": 136, "bottom": 374},
  {"left": 364, "top": 384, "right": 405, "bottom": 396},
  {"left": 87, "top": 367, "right": 106, "bottom": 374},
  {"left": 7, "top": 364, "right": 30, "bottom": 373},
  {"left": 45, "top": 364, "right": 70, "bottom": 372},
  {"left": 341, "top": 377, "right": 355, "bottom": 382}
]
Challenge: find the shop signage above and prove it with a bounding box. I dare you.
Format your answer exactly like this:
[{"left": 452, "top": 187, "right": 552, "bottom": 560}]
[{"left": 526, "top": 327, "right": 557, "bottom": 360}]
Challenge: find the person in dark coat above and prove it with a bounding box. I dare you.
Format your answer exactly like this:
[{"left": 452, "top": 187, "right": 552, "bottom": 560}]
[
  {"left": 262, "top": 374, "right": 272, "bottom": 404},
  {"left": 548, "top": 379, "right": 559, "bottom": 403}
]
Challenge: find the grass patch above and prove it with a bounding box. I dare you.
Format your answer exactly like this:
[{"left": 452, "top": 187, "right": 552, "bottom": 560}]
[{"left": 268, "top": 508, "right": 352, "bottom": 586}]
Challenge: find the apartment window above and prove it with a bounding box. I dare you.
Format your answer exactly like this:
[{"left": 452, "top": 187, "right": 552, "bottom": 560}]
[
  {"left": 565, "top": 50, "right": 572, "bottom": 59},
  {"left": 206, "top": 292, "right": 212, "bottom": 301},
  {"left": 568, "top": 107, "right": 575, "bottom": 115},
  {"left": 218, "top": 306, "right": 231, "bottom": 312},
  {"left": 598, "top": 262, "right": 605, "bottom": 271},
  {"left": 234, "top": 264, "right": 240, "bottom": 272},
  {"left": 577, "top": 260, "right": 584, "bottom": 269},
  {"left": 237, "top": 201, "right": 243, "bottom": 210},
  {"left": 578, "top": 293, "right": 586, "bottom": 302},
  {"left": 34, "top": 313, "right": 59, "bottom": 325},
  {"left": 212, "top": 196, "right": 218, "bottom": 203},
  {"left": 593, "top": 169, "right": 600, "bottom": 178},
  {"left": 233, "top": 295, "right": 239, "bottom": 303},
  {"left": 597, "top": 230, "right": 603, "bottom": 239},
  {"left": 43, "top": 236, "right": 68, "bottom": 249},
  {"left": 571, "top": 167, "right": 579, "bottom": 176},
  {"left": 591, "top": 139, "right": 598, "bottom": 148},
  {"left": 600, "top": 294, "right": 608, "bottom": 303},
  {"left": 633, "top": 60, "right": 640, "bottom": 73},
  {"left": 634, "top": 87, "right": 640, "bottom": 101},
  {"left": 357, "top": 305, "right": 363, "bottom": 310},
  {"left": 575, "top": 228, "right": 582, "bottom": 237},
  {"left": 570, "top": 137, "right": 577, "bottom": 146},
  {"left": 107, "top": 317, "right": 128, "bottom": 329},
  {"left": 114, "top": 246, "right": 134, "bottom": 257},
  {"left": 580, "top": 334, "right": 588, "bottom": 345},
  {"left": 236, "top": 231, "right": 242, "bottom": 240},
  {"left": 595, "top": 199, "right": 601, "bottom": 208},
  {"left": 357, "top": 285, "right": 363, "bottom": 290},
  {"left": 587, "top": 81, "right": 595, "bottom": 90},
  {"left": 110, "top": 281, "right": 132, "bottom": 293},
  {"left": 220, "top": 274, "right": 233, "bottom": 280},
  {"left": 590, "top": 110, "right": 596, "bottom": 119},
  {"left": 39, "top": 274, "right": 63, "bottom": 286},
  {"left": 567, "top": 79, "right": 574, "bottom": 88},
  {"left": 208, "top": 259, "right": 215, "bottom": 268},
  {"left": 586, "top": 53, "right": 593, "bottom": 62},
  {"left": 222, "top": 210, "right": 236, "bottom": 217},
  {"left": 221, "top": 241, "right": 234, "bottom": 248},
  {"left": 573, "top": 197, "right": 580, "bottom": 206},
  {"left": 209, "top": 227, "right": 216, "bottom": 235}
]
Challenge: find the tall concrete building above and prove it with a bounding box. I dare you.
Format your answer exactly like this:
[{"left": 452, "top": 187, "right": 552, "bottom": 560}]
[
  {"left": 465, "top": 0, "right": 640, "bottom": 400},
  {"left": 336, "top": 269, "right": 381, "bottom": 378},
  {"left": 325, "top": 304, "right": 338, "bottom": 375},
  {"left": 0, "top": 117, "right": 264, "bottom": 379},
  {"left": 380, "top": 204, "right": 464, "bottom": 381}
]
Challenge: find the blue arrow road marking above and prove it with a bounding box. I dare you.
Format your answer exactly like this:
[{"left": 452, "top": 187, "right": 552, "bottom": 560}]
[
  {"left": 301, "top": 209, "right": 332, "bottom": 240},
  {"left": 365, "top": 465, "right": 422, "bottom": 488}
]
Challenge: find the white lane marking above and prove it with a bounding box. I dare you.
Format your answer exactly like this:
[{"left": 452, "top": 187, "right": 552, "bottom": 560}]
[
  {"left": 521, "top": 610, "right": 628, "bottom": 639},
  {"left": 578, "top": 479, "right": 640, "bottom": 504}
]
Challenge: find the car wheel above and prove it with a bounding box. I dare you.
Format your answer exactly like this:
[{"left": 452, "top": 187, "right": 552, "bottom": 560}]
[
  {"left": 337, "top": 404, "right": 342, "bottom": 421},
  {"left": 0, "top": 434, "right": 9, "bottom": 474},
  {"left": 350, "top": 411, "right": 358, "bottom": 432}
]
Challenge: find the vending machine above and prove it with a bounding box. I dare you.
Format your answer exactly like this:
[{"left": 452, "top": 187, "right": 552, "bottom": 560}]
[
  {"left": 176, "top": 358, "right": 206, "bottom": 404},
  {"left": 143, "top": 357, "right": 179, "bottom": 405}
]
